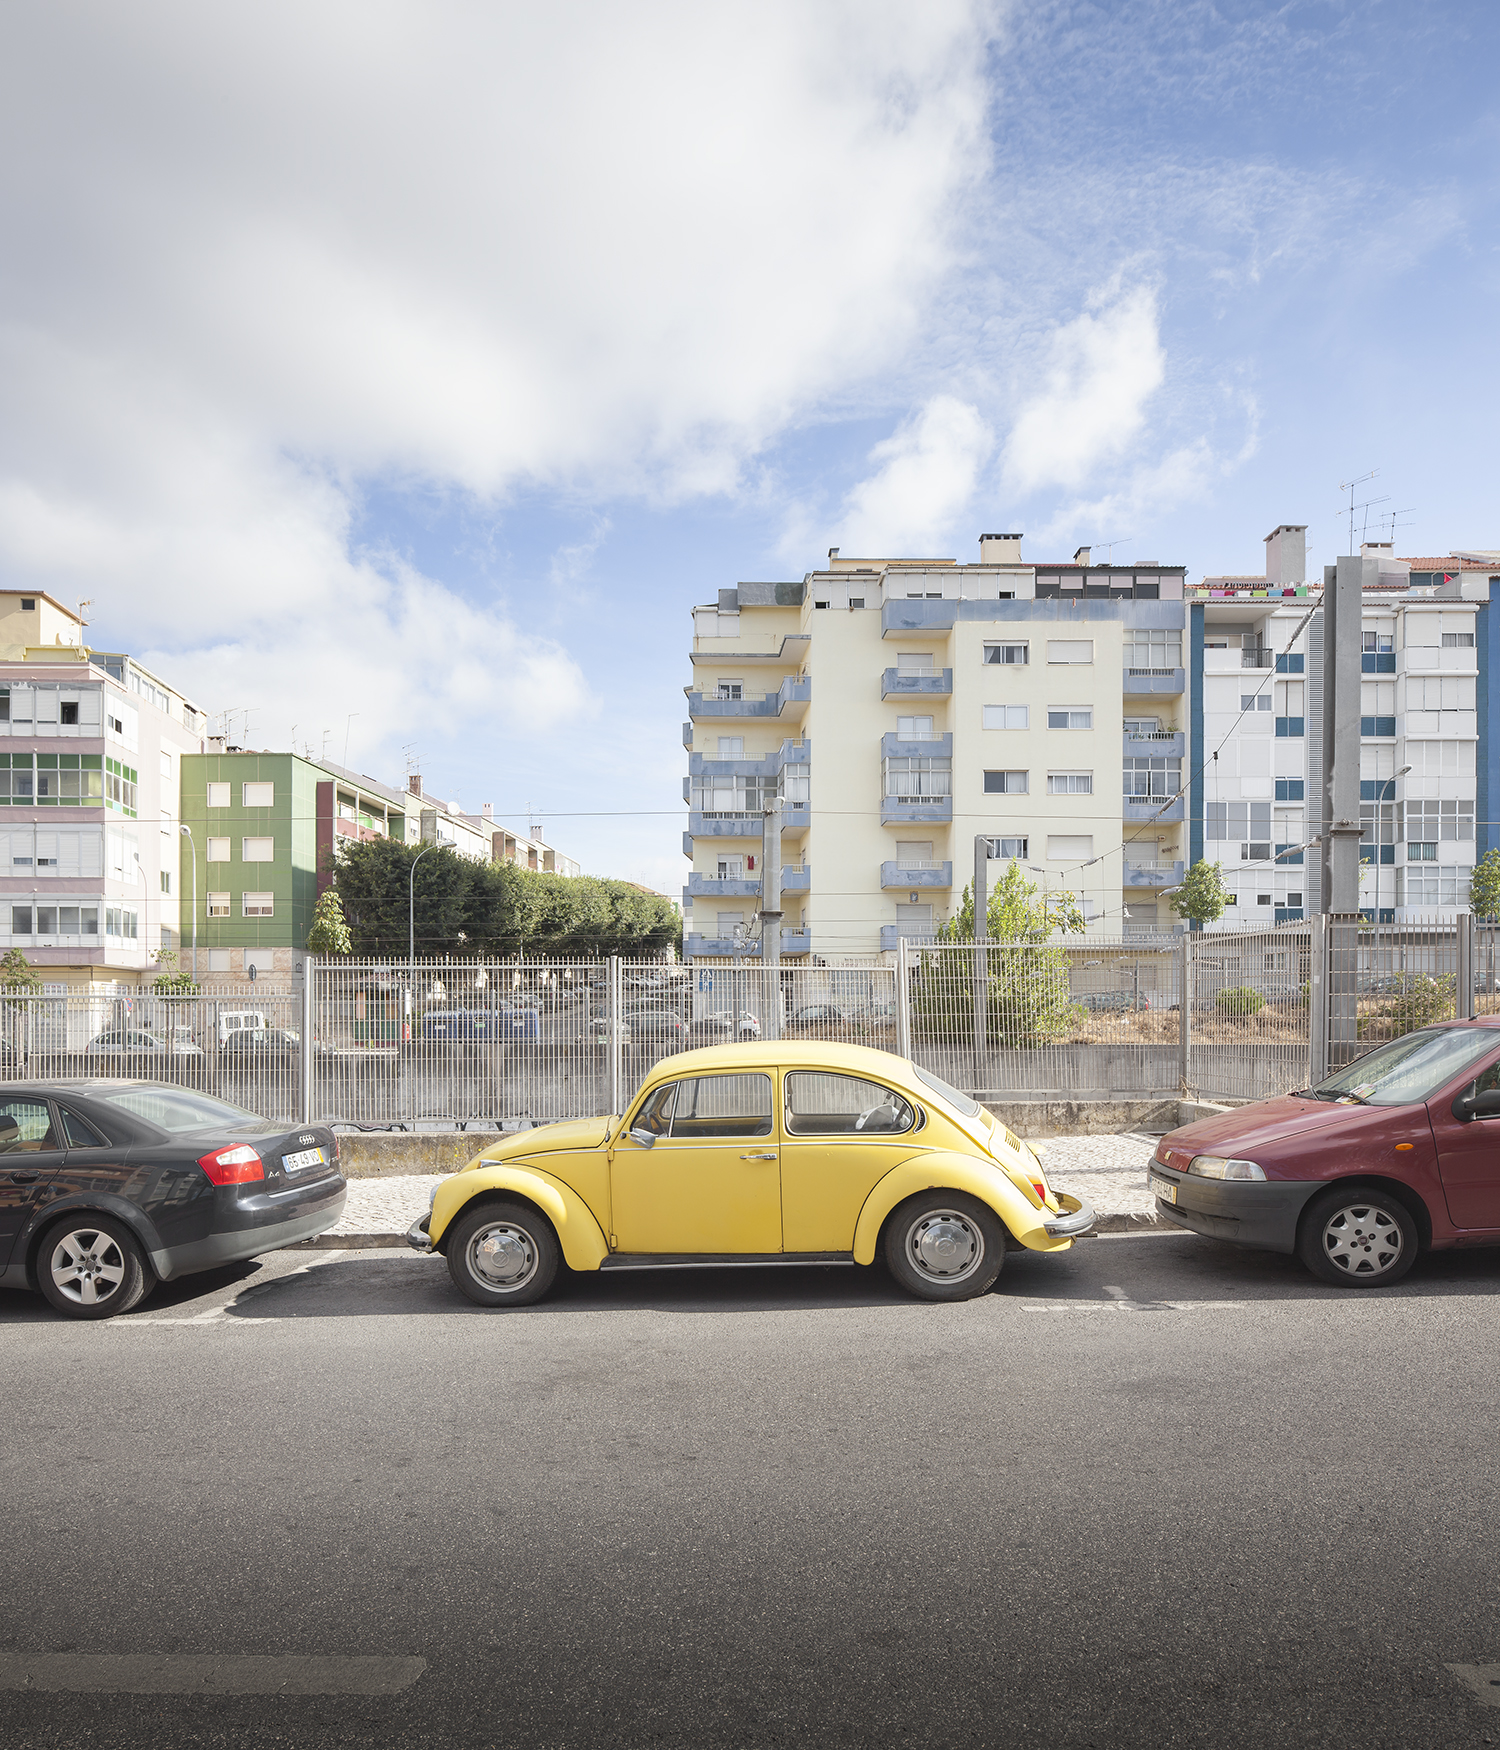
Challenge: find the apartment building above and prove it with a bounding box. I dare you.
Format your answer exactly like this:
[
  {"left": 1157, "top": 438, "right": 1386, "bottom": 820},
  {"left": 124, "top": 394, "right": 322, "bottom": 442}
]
[
  {"left": 1189, "top": 527, "right": 1497, "bottom": 923},
  {"left": 479, "top": 813, "right": 583, "bottom": 878},
  {"left": 0, "top": 594, "right": 209, "bottom": 987},
  {"left": 682, "top": 536, "right": 1188, "bottom": 961}
]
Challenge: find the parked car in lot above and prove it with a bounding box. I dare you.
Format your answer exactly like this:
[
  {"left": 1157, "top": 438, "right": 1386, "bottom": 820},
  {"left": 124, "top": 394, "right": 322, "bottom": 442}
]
[
  {"left": 0, "top": 1081, "right": 346, "bottom": 1320},
  {"left": 408, "top": 1041, "right": 1095, "bottom": 1308},
  {"left": 86, "top": 1028, "right": 203, "bottom": 1060},
  {"left": 421, "top": 1008, "right": 539, "bottom": 1043},
  {"left": 787, "top": 1003, "right": 849, "bottom": 1030},
  {"left": 1150, "top": 1018, "right": 1500, "bottom": 1287},
  {"left": 1078, "top": 991, "right": 1151, "bottom": 1014},
  {"left": 687, "top": 1010, "right": 761, "bottom": 1043},
  {"left": 221, "top": 1026, "right": 302, "bottom": 1058}
]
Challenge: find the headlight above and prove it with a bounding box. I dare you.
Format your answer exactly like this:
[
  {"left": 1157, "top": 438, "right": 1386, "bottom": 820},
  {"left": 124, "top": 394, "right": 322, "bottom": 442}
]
[{"left": 1188, "top": 1154, "right": 1266, "bottom": 1181}]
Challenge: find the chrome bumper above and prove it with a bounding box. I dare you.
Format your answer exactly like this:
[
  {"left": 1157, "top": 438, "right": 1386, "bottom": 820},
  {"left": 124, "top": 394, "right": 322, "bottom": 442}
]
[
  {"left": 405, "top": 1215, "right": 433, "bottom": 1255},
  {"left": 1043, "top": 1196, "right": 1097, "bottom": 1239}
]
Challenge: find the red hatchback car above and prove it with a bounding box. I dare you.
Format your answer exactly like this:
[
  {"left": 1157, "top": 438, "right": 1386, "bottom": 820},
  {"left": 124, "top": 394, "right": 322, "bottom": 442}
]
[{"left": 1151, "top": 1019, "right": 1500, "bottom": 1287}]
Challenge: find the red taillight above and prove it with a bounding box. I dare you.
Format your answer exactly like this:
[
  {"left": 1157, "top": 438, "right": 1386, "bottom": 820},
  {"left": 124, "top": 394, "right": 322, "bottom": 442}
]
[
  {"left": 198, "top": 1144, "right": 264, "bottom": 1185},
  {"left": 1029, "top": 1178, "right": 1048, "bottom": 1204}
]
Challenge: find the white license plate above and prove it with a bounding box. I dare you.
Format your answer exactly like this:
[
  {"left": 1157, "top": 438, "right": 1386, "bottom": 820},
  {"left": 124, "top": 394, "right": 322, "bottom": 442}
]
[
  {"left": 282, "top": 1147, "right": 325, "bottom": 1174},
  {"left": 1148, "top": 1173, "right": 1177, "bottom": 1205}
]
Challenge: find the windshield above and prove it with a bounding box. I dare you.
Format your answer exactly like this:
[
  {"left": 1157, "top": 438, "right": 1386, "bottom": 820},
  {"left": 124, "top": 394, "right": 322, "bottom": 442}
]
[
  {"left": 911, "top": 1063, "right": 981, "bottom": 1118},
  {"left": 1310, "top": 1027, "right": 1499, "bottom": 1107},
  {"left": 97, "top": 1087, "right": 265, "bottom": 1134}
]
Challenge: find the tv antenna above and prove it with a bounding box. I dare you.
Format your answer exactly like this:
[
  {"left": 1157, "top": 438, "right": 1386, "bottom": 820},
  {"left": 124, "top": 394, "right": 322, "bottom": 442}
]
[
  {"left": 1380, "top": 507, "right": 1417, "bottom": 545},
  {"left": 1339, "top": 471, "right": 1388, "bottom": 555},
  {"left": 1096, "top": 535, "right": 1133, "bottom": 563}
]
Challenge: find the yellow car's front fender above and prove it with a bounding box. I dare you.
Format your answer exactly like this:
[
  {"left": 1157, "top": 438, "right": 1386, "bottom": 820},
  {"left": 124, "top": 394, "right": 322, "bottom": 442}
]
[
  {"left": 852, "top": 1152, "right": 1074, "bottom": 1262},
  {"left": 430, "top": 1163, "right": 610, "bottom": 1272}
]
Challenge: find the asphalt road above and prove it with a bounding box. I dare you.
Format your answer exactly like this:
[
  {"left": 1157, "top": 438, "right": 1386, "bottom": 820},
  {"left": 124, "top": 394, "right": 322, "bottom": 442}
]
[{"left": 3, "top": 1232, "right": 1500, "bottom": 1749}]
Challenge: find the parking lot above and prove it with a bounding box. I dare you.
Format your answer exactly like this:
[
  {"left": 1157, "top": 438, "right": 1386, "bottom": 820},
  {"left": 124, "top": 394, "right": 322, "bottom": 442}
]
[{"left": 4, "top": 1232, "right": 1499, "bottom": 1748}]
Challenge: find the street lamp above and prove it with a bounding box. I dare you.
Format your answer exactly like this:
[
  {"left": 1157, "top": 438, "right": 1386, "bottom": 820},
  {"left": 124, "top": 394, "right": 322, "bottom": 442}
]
[
  {"left": 179, "top": 825, "right": 197, "bottom": 981},
  {"left": 1375, "top": 765, "right": 1411, "bottom": 928},
  {"left": 409, "top": 843, "right": 437, "bottom": 996}
]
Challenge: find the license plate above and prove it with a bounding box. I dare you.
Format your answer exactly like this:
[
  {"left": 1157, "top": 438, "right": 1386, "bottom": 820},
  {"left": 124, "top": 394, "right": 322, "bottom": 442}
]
[
  {"left": 1148, "top": 1173, "right": 1177, "bottom": 1205},
  {"left": 282, "top": 1147, "right": 325, "bottom": 1174}
]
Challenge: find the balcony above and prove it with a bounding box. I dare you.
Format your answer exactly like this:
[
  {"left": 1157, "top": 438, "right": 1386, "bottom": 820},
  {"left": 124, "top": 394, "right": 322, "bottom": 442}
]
[
  {"left": 684, "top": 865, "right": 811, "bottom": 903},
  {"left": 879, "top": 925, "right": 937, "bottom": 952},
  {"left": 684, "top": 928, "right": 812, "bottom": 959},
  {"left": 1122, "top": 667, "right": 1185, "bottom": 695},
  {"left": 1123, "top": 729, "right": 1185, "bottom": 757},
  {"left": 686, "top": 738, "right": 810, "bottom": 778},
  {"left": 1123, "top": 858, "right": 1185, "bottom": 888},
  {"left": 881, "top": 599, "right": 958, "bottom": 638},
  {"left": 880, "top": 860, "right": 953, "bottom": 891},
  {"left": 880, "top": 797, "right": 953, "bottom": 826},
  {"left": 881, "top": 666, "right": 953, "bottom": 699},
  {"left": 1240, "top": 648, "right": 1273, "bottom": 669},
  {"left": 1124, "top": 795, "right": 1185, "bottom": 823},
  {"left": 687, "top": 803, "right": 811, "bottom": 840},
  {"left": 685, "top": 675, "right": 810, "bottom": 722},
  {"left": 880, "top": 730, "right": 953, "bottom": 759}
]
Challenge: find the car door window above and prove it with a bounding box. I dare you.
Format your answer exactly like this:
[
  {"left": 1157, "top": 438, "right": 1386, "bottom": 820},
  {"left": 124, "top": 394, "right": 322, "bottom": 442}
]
[
  {"left": 634, "top": 1083, "right": 677, "bottom": 1135},
  {"left": 0, "top": 1096, "right": 60, "bottom": 1153},
  {"left": 785, "top": 1073, "right": 915, "bottom": 1136},
  {"left": 669, "top": 1075, "right": 773, "bottom": 1139},
  {"left": 60, "top": 1108, "right": 108, "bottom": 1148}
]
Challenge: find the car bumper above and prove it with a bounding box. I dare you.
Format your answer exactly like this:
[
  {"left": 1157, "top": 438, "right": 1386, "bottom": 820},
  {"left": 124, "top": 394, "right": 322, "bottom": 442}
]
[
  {"left": 150, "top": 1184, "right": 348, "bottom": 1280},
  {"left": 406, "top": 1215, "right": 433, "bottom": 1254},
  {"left": 1043, "top": 1195, "right": 1097, "bottom": 1238},
  {"left": 1151, "top": 1171, "right": 1322, "bottom": 1254}
]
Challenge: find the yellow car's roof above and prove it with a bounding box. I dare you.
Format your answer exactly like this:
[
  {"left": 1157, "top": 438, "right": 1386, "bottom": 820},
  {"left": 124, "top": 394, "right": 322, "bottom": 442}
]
[{"left": 644, "top": 1039, "right": 930, "bottom": 1089}]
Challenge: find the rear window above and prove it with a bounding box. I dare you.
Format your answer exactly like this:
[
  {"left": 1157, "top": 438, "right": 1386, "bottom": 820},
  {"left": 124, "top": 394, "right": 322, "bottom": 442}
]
[
  {"left": 96, "top": 1088, "right": 263, "bottom": 1134},
  {"left": 1312, "top": 1026, "right": 1500, "bottom": 1106},
  {"left": 911, "top": 1063, "right": 981, "bottom": 1117}
]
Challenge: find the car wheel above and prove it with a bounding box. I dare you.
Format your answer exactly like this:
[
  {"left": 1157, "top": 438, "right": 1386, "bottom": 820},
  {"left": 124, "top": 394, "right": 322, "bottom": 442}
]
[
  {"left": 446, "top": 1201, "right": 560, "bottom": 1308},
  {"left": 1297, "top": 1186, "right": 1418, "bottom": 1288},
  {"left": 883, "top": 1192, "right": 1004, "bottom": 1302},
  {"left": 37, "top": 1215, "right": 153, "bottom": 1320}
]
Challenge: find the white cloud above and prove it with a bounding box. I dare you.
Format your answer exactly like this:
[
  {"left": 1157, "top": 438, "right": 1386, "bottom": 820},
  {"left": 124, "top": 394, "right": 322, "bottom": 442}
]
[
  {"left": 1002, "top": 282, "right": 1165, "bottom": 496},
  {"left": 0, "top": 0, "right": 1000, "bottom": 768},
  {"left": 837, "top": 396, "right": 993, "bottom": 556}
]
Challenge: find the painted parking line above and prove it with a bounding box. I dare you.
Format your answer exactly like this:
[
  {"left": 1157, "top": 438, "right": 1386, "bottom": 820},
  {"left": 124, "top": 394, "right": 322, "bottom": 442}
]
[
  {"left": 0, "top": 1654, "right": 426, "bottom": 1695},
  {"left": 1447, "top": 1663, "right": 1500, "bottom": 1708},
  {"left": 1019, "top": 1299, "right": 1243, "bottom": 1314}
]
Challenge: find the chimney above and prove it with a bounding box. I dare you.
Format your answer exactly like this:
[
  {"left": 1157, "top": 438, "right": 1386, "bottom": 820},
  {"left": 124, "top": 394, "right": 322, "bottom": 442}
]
[
  {"left": 978, "top": 532, "right": 1023, "bottom": 565},
  {"left": 407, "top": 774, "right": 422, "bottom": 796},
  {"left": 827, "top": 547, "right": 840, "bottom": 563},
  {"left": 481, "top": 803, "right": 493, "bottom": 819},
  {"left": 1264, "top": 523, "right": 1307, "bottom": 589},
  {"left": 1073, "top": 546, "right": 1091, "bottom": 566}
]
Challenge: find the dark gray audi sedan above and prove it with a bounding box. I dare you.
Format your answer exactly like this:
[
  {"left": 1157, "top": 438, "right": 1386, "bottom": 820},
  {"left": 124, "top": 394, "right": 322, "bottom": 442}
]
[{"left": 0, "top": 1080, "right": 346, "bottom": 1320}]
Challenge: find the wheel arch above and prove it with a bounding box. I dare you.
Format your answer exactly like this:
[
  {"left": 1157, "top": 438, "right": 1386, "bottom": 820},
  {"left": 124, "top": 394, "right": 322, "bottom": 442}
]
[
  {"left": 430, "top": 1166, "right": 608, "bottom": 1270},
  {"left": 1297, "top": 1175, "right": 1434, "bottom": 1253},
  {"left": 851, "top": 1152, "right": 1061, "bottom": 1265},
  {"left": 24, "top": 1196, "right": 164, "bottom": 1291}
]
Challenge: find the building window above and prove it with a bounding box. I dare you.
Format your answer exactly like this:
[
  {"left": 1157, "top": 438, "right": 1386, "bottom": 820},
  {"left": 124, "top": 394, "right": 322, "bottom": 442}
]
[
  {"left": 715, "top": 857, "right": 744, "bottom": 879},
  {"left": 1404, "top": 866, "right": 1473, "bottom": 907},
  {"left": 160, "top": 870, "right": 171, "bottom": 893},
  {"left": 983, "top": 770, "right": 1028, "bottom": 794},
  {"left": 715, "top": 681, "right": 743, "bottom": 700},
  {"left": 206, "top": 837, "right": 231, "bottom": 862},
  {"left": 716, "top": 736, "right": 744, "bottom": 756},
  {"left": 10, "top": 906, "right": 30, "bottom": 934},
  {"left": 104, "top": 907, "right": 139, "bottom": 939},
  {"left": 990, "top": 836, "right": 1028, "bottom": 859},
  {"left": 896, "top": 653, "right": 935, "bottom": 675},
  {"left": 896, "top": 715, "right": 935, "bottom": 738},
  {"left": 242, "top": 892, "right": 275, "bottom": 917},
  {"left": 1275, "top": 779, "right": 1305, "bottom": 801},
  {"left": 1125, "top": 756, "right": 1181, "bottom": 800},
  {"left": 20, "top": 598, "right": 34, "bottom": 610},
  {"left": 1124, "top": 632, "right": 1181, "bottom": 671},
  {"left": 60, "top": 702, "right": 78, "bottom": 724},
  {"left": 242, "top": 837, "right": 274, "bottom": 862},
  {"left": 1442, "top": 632, "right": 1475, "bottom": 648},
  {"left": 883, "top": 757, "right": 951, "bottom": 802},
  {"left": 1207, "top": 801, "right": 1272, "bottom": 844},
  {"left": 243, "top": 782, "right": 274, "bottom": 808},
  {"left": 1274, "top": 653, "right": 1305, "bottom": 674},
  {"left": 1241, "top": 694, "right": 1273, "bottom": 712},
  {"left": 982, "top": 643, "right": 1028, "bottom": 665},
  {"left": 104, "top": 758, "right": 138, "bottom": 816},
  {"left": 1276, "top": 717, "right": 1306, "bottom": 737},
  {"left": 207, "top": 892, "right": 231, "bottom": 917},
  {"left": 1360, "top": 716, "right": 1396, "bottom": 738},
  {"left": 982, "top": 705, "right": 1028, "bottom": 729},
  {"left": 1047, "top": 640, "right": 1094, "bottom": 664},
  {"left": 1047, "top": 772, "right": 1093, "bottom": 794},
  {"left": 208, "top": 949, "right": 231, "bottom": 973},
  {"left": 206, "top": 782, "right": 230, "bottom": 808},
  {"left": 1046, "top": 835, "right": 1093, "bottom": 861},
  {"left": 1047, "top": 709, "right": 1092, "bottom": 729},
  {"left": 1403, "top": 798, "right": 1474, "bottom": 846}
]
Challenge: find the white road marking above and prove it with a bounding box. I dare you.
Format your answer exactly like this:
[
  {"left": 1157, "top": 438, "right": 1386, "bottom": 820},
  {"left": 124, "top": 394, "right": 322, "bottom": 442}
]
[
  {"left": 108, "top": 1252, "right": 352, "bottom": 1326},
  {"left": 0, "top": 1654, "right": 426, "bottom": 1695},
  {"left": 1447, "top": 1663, "right": 1500, "bottom": 1707},
  {"left": 1019, "top": 1299, "right": 1242, "bottom": 1314}
]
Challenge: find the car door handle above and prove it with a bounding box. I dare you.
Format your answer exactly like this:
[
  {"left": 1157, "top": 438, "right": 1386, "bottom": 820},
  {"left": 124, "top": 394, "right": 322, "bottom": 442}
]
[
  {"left": 8, "top": 1169, "right": 40, "bottom": 1183},
  {"left": 740, "top": 1152, "right": 777, "bottom": 1161}
]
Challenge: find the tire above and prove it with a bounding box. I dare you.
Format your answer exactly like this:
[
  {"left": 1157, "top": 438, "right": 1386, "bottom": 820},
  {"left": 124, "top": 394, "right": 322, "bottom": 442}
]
[
  {"left": 1297, "top": 1186, "right": 1418, "bottom": 1289},
  {"left": 883, "top": 1191, "right": 1005, "bottom": 1302},
  {"left": 36, "top": 1214, "right": 154, "bottom": 1320},
  {"left": 445, "top": 1200, "right": 560, "bottom": 1308}
]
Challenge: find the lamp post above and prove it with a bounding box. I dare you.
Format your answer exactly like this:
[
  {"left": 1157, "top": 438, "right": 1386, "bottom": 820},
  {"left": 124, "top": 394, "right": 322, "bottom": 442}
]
[
  {"left": 1375, "top": 765, "right": 1411, "bottom": 929},
  {"left": 409, "top": 843, "right": 437, "bottom": 999},
  {"left": 178, "top": 825, "right": 197, "bottom": 981}
]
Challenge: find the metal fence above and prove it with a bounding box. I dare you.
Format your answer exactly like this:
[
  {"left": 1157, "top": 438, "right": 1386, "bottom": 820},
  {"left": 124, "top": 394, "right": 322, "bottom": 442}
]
[{"left": 3, "top": 921, "right": 1492, "bottom": 1126}]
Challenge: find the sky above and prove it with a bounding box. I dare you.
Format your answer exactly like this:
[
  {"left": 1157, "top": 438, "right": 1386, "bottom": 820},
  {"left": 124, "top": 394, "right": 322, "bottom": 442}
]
[{"left": 2, "top": 0, "right": 1498, "bottom": 893}]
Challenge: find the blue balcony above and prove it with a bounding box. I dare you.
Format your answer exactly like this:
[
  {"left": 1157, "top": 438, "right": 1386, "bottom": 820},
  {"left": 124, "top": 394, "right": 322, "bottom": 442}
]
[
  {"left": 880, "top": 860, "right": 953, "bottom": 891},
  {"left": 881, "top": 667, "right": 953, "bottom": 699},
  {"left": 1123, "top": 858, "right": 1185, "bottom": 888},
  {"left": 1123, "top": 667, "right": 1186, "bottom": 695},
  {"left": 686, "top": 802, "right": 811, "bottom": 840},
  {"left": 881, "top": 599, "right": 957, "bottom": 638},
  {"left": 686, "top": 738, "right": 810, "bottom": 779},
  {"left": 685, "top": 928, "right": 812, "bottom": 958},
  {"left": 1124, "top": 796, "right": 1185, "bottom": 823},
  {"left": 880, "top": 730, "right": 953, "bottom": 760},
  {"left": 880, "top": 797, "right": 953, "bottom": 826},
  {"left": 879, "top": 925, "right": 937, "bottom": 952},
  {"left": 1122, "top": 729, "right": 1185, "bottom": 758},
  {"left": 684, "top": 866, "right": 811, "bottom": 903},
  {"left": 685, "top": 675, "right": 810, "bottom": 721}
]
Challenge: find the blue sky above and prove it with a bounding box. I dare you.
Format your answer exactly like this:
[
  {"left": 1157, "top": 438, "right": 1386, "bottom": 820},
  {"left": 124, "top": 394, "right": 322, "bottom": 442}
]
[{"left": 2, "top": 0, "right": 1497, "bottom": 890}]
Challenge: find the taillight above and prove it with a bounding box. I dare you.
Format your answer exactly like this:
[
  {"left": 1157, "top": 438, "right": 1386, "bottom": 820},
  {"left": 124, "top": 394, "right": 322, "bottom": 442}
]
[
  {"left": 198, "top": 1144, "right": 264, "bottom": 1185},
  {"left": 1030, "top": 1178, "right": 1048, "bottom": 1204}
]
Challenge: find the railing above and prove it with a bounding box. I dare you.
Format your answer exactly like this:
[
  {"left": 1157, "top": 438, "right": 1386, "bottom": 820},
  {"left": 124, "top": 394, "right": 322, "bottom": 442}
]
[
  {"left": 1241, "top": 649, "right": 1273, "bottom": 668},
  {"left": 1123, "top": 730, "right": 1182, "bottom": 742}
]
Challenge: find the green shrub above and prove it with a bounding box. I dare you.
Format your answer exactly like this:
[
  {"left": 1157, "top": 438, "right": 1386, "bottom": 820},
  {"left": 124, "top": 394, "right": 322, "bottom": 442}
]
[
  {"left": 1361, "top": 975, "right": 1455, "bottom": 1040},
  {"left": 1215, "top": 985, "right": 1264, "bottom": 1017}
]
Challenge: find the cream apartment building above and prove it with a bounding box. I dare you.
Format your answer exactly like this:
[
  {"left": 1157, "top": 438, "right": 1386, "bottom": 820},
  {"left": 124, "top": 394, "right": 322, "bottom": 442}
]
[{"left": 682, "top": 537, "right": 1189, "bottom": 962}]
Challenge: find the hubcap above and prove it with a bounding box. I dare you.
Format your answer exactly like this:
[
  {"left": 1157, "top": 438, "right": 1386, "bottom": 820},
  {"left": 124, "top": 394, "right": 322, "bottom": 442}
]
[
  {"left": 905, "top": 1208, "right": 983, "bottom": 1284},
  {"left": 50, "top": 1229, "right": 127, "bottom": 1306},
  {"left": 1322, "top": 1204, "right": 1404, "bottom": 1277},
  {"left": 468, "top": 1223, "right": 538, "bottom": 1290}
]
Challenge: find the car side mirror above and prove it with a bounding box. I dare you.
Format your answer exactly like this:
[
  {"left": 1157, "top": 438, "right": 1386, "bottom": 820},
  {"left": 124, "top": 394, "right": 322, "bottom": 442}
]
[
  {"left": 627, "top": 1128, "right": 657, "bottom": 1149},
  {"left": 1451, "top": 1088, "right": 1500, "bottom": 1122}
]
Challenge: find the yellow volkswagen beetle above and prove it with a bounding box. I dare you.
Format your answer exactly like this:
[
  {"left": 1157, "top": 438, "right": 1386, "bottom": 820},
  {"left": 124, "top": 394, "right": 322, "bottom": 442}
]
[{"left": 408, "top": 1041, "right": 1095, "bottom": 1305}]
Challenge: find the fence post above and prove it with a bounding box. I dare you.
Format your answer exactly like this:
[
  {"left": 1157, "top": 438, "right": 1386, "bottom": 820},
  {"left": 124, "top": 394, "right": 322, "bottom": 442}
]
[
  {"left": 895, "top": 936, "right": 912, "bottom": 1060},
  {"left": 1457, "top": 911, "right": 1475, "bottom": 1021},
  {"left": 1309, "top": 913, "right": 1329, "bottom": 1087},
  {"left": 299, "top": 957, "right": 315, "bottom": 1124},
  {"left": 608, "top": 954, "right": 622, "bottom": 1115},
  {"left": 1177, "top": 932, "right": 1191, "bottom": 1094}
]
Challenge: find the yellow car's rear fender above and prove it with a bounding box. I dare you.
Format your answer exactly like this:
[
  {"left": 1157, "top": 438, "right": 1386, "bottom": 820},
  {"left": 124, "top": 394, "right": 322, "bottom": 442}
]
[
  {"left": 430, "top": 1164, "right": 609, "bottom": 1272},
  {"left": 852, "top": 1152, "right": 1073, "bottom": 1262}
]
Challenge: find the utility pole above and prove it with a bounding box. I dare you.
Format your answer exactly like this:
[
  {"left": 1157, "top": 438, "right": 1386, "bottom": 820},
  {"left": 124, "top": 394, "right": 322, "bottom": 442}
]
[
  {"left": 973, "top": 835, "right": 991, "bottom": 1079},
  {"left": 760, "top": 799, "right": 783, "bottom": 1040},
  {"left": 1321, "top": 555, "right": 1364, "bottom": 1067}
]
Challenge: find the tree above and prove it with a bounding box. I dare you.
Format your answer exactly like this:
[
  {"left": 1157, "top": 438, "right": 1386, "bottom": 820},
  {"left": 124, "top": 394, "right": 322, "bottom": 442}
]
[
  {"left": 1470, "top": 848, "right": 1500, "bottom": 920},
  {"left": 1168, "top": 859, "right": 1227, "bottom": 929},
  {"left": 0, "top": 947, "right": 42, "bottom": 993},
  {"left": 939, "top": 860, "right": 1085, "bottom": 942},
  {"left": 151, "top": 947, "right": 197, "bottom": 993},
  {"left": 306, "top": 887, "right": 353, "bottom": 954}
]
